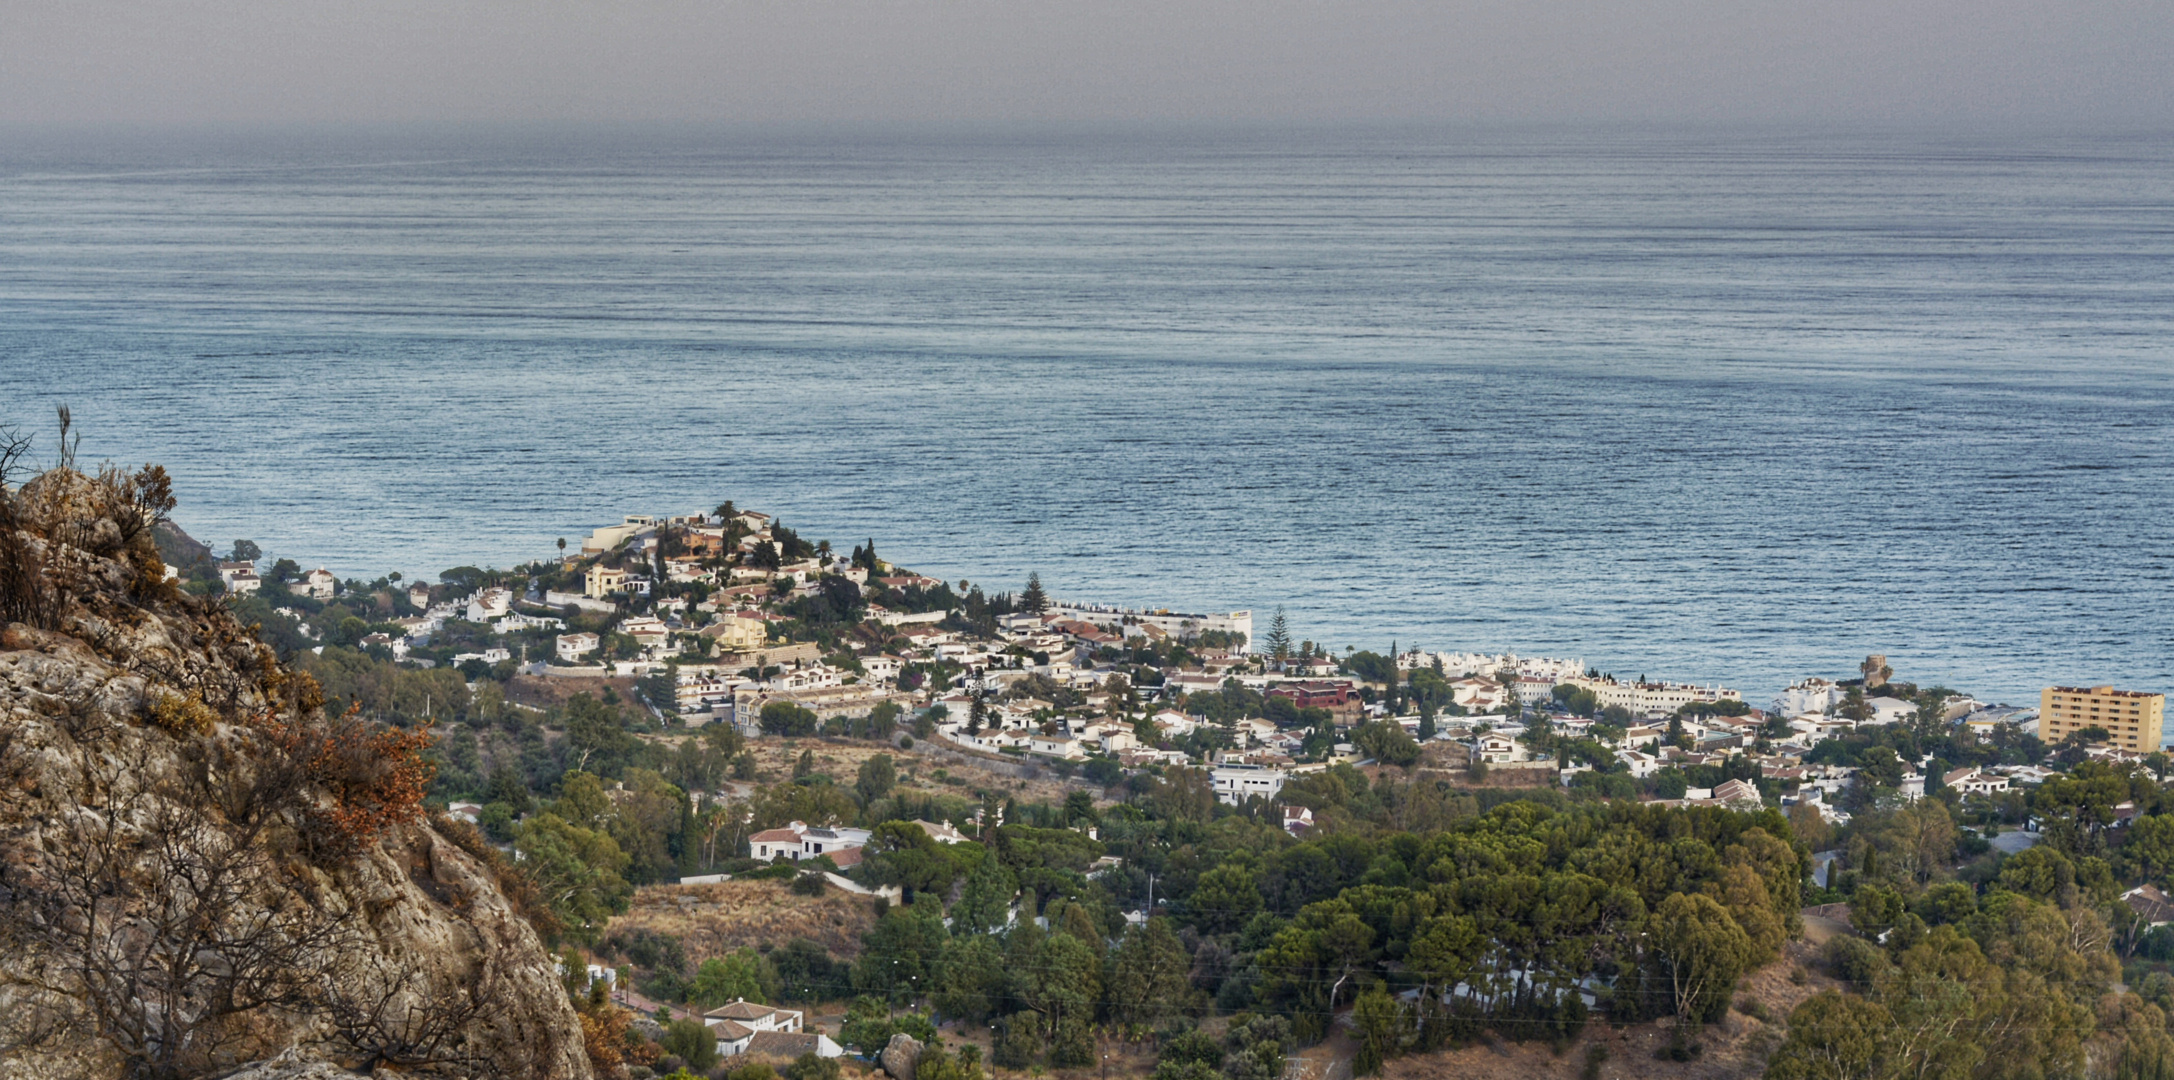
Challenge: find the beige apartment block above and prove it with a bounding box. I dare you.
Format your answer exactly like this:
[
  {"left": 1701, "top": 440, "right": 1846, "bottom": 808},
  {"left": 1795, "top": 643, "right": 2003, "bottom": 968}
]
[{"left": 2041, "top": 685, "right": 2166, "bottom": 753}]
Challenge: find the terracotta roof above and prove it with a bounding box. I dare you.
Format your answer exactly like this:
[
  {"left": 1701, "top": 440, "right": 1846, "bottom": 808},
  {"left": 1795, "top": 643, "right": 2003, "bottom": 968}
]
[
  {"left": 749, "top": 828, "right": 803, "bottom": 844},
  {"left": 745, "top": 1031, "right": 823, "bottom": 1058},
  {"left": 1713, "top": 779, "right": 1760, "bottom": 803},
  {"left": 706, "top": 1000, "right": 784, "bottom": 1022},
  {"left": 2130, "top": 885, "right": 2174, "bottom": 927},
  {"left": 707, "top": 1019, "right": 755, "bottom": 1039}
]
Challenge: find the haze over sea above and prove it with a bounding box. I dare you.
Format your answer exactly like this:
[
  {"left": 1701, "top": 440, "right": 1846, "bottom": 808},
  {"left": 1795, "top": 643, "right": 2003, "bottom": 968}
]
[{"left": 4, "top": 125, "right": 2171, "bottom": 705}]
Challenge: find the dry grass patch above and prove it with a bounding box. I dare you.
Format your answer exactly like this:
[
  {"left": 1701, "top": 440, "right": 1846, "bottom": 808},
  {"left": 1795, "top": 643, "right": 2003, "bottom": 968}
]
[{"left": 611, "top": 878, "right": 881, "bottom": 962}]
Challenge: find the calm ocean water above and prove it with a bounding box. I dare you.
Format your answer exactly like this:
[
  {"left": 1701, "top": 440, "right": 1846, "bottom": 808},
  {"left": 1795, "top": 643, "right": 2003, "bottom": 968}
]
[{"left": 3, "top": 126, "right": 2170, "bottom": 705}]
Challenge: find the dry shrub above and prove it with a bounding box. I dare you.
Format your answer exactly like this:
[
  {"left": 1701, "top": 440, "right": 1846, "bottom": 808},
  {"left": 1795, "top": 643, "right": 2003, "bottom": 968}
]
[
  {"left": 580, "top": 1004, "right": 633, "bottom": 1073},
  {"left": 261, "top": 706, "right": 435, "bottom": 864},
  {"left": 0, "top": 453, "right": 178, "bottom": 631},
  {"left": 146, "top": 689, "right": 217, "bottom": 736}
]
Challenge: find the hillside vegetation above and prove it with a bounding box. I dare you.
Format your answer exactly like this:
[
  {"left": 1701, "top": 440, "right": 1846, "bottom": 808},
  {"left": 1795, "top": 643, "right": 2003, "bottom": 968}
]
[{"left": 0, "top": 445, "right": 592, "bottom": 1080}]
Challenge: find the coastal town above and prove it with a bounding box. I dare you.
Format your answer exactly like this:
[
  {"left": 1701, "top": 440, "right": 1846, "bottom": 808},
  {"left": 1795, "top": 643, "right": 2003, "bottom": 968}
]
[
  {"left": 166, "top": 501, "right": 2174, "bottom": 1080},
  {"left": 203, "top": 505, "right": 2159, "bottom": 842}
]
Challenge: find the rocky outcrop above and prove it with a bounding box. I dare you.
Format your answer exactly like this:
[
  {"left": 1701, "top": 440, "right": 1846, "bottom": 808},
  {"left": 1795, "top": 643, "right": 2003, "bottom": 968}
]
[
  {"left": 0, "top": 466, "right": 594, "bottom": 1080},
  {"left": 218, "top": 1050, "right": 372, "bottom": 1080},
  {"left": 880, "top": 1033, "right": 925, "bottom": 1080}
]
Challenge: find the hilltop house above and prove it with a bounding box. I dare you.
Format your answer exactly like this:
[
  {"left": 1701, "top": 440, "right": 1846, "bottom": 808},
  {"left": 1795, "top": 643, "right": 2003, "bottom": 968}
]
[
  {"left": 297, "top": 568, "right": 336, "bottom": 599},
  {"left": 701, "top": 612, "right": 770, "bottom": 655},
  {"left": 556, "top": 632, "right": 600, "bottom": 662},
  {"left": 216, "top": 561, "right": 261, "bottom": 594},
  {"left": 1867, "top": 696, "right": 1916, "bottom": 726},
  {"left": 621, "top": 616, "right": 671, "bottom": 650},
  {"left": 1452, "top": 677, "right": 1508, "bottom": 713},
  {"left": 584, "top": 564, "right": 629, "bottom": 600},
  {"left": 1268, "top": 681, "right": 1353, "bottom": 709},
  {"left": 1282, "top": 805, "right": 1315, "bottom": 835},
  {"left": 914, "top": 819, "right": 968, "bottom": 844},
  {"left": 1028, "top": 733, "right": 1087, "bottom": 761},
  {"left": 466, "top": 588, "right": 513, "bottom": 622},
  {"left": 1711, "top": 778, "right": 1763, "bottom": 808},
  {"left": 1473, "top": 734, "right": 1533, "bottom": 764},
  {"left": 746, "top": 820, "right": 872, "bottom": 864},
  {"left": 1210, "top": 763, "right": 1286, "bottom": 805},
  {"left": 1943, "top": 768, "right": 2010, "bottom": 796},
  {"left": 705, "top": 1000, "right": 834, "bottom": 1058}
]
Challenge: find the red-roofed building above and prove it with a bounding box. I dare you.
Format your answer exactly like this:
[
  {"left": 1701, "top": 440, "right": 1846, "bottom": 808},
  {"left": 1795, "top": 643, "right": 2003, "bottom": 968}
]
[
  {"left": 1051, "top": 619, "right": 1122, "bottom": 646},
  {"left": 1282, "top": 805, "right": 1315, "bottom": 836},
  {"left": 1268, "top": 681, "right": 1353, "bottom": 709},
  {"left": 876, "top": 575, "right": 945, "bottom": 590},
  {"left": 749, "top": 822, "right": 807, "bottom": 861}
]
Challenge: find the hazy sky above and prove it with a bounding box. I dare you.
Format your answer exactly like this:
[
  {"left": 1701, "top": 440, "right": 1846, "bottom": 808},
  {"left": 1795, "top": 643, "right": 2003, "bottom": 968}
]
[{"left": 4, "top": 0, "right": 2171, "bottom": 128}]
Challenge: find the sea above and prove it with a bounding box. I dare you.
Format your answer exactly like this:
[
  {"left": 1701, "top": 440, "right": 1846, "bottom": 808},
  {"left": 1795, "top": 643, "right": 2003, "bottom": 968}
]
[{"left": 3, "top": 125, "right": 2170, "bottom": 707}]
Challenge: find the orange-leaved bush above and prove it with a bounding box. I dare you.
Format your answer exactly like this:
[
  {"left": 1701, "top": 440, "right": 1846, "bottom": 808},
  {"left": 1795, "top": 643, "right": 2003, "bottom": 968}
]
[{"left": 261, "top": 704, "right": 435, "bottom": 863}]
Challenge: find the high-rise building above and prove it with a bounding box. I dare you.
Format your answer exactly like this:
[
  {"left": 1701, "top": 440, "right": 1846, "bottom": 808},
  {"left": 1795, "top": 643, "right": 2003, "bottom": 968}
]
[{"left": 2040, "top": 685, "right": 2165, "bottom": 753}]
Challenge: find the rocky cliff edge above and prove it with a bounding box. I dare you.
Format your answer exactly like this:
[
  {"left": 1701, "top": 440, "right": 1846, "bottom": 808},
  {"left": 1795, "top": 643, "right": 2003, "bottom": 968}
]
[{"left": 0, "top": 463, "right": 594, "bottom": 1080}]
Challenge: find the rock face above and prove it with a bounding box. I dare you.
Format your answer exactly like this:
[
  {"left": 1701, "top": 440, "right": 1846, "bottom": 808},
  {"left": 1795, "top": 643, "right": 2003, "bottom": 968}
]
[
  {"left": 218, "top": 1050, "right": 374, "bottom": 1080},
  {"left": 0, "top": 467, "right": 594, "bottom": 1080},
  {"left": 880, "top": 1033, "right": 925, "bottom": 1080}
]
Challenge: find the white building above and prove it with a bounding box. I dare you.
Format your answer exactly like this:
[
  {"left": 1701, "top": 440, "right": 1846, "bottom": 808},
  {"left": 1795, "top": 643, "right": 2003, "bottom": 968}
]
[
  {"left": 1029, "top": 733, "right": 1088, "bottom": 760},
  {"left": 1046, "top": 602, "right": 1252, "bottom": 649},
  {"left": 557, "top": 632, "right": 600, "bottom": 662},
  {"left": 1867, "top": 696, "right": 1916, "bottom": 726},
  {"left": 216, "top": 561, "right": 262, "bottom": 595},
  {"left": 1451, "top": 677, "right": 1509, "bottom": 712},
  {"left": 621, "top": 616, "right": 671, "bottom": 650},
  {"left": 466, "top": 588, "right": 513, "bottom": 623},
  {"left": 745, "top": 820, "right": 872, "bottom": 863},
  {"left": 1473, "top": 734, "right": 1538, "bottom": 764},
  {"left": 1558, "top": 676, "right": 1741, "bottom": 718},
  {"left": 297, "top": 568, "right": 337, "bottom": 599},
  {"left": 704, "top": 1000, "right": 823, "bottom": 1058},
  {"left": 1773, "top": 678, "right": 1848, "bottom": 718},
  {"left": 1944, "top": 768, "right": 2010, "bottom": 796},
  {"left": 1210, "top": 763, "right": 1286, "bottom": 804},
  {"left": 497, "top": 611, "right": 564, "bottom": 634},
  {"left": 914, "top": 819, "right": 969, "bottom": 844},
  {"left": 1898, "top": 772, "right": 1926, "bottom": 800},
  {"left": 1401, "top": 652, "right": 1586, "bottom": 683},
  {"left": 799, "top": 826, "right": 872, "bottom": 862},
  {"left": 1282, "top": 806, "right": 1315, "bottom": 834},
  {"left": 582, "top": 516, "right": 656, "bottom": 556}
]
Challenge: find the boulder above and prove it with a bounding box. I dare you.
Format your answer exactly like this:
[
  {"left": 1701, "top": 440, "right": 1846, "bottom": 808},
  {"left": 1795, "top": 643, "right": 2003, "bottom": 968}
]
[{"left": 880, "top": 1033, "right": 925, "bottom": 1080}]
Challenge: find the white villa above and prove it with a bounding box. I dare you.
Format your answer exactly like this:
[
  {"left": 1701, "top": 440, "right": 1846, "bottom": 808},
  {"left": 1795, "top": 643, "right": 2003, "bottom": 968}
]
[{"left": 1210, "top": 763, "right": 1286, "bottom": 805}]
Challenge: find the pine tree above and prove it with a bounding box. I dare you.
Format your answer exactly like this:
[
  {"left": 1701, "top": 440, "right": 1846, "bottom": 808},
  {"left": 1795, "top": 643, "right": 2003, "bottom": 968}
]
[
  {"left": 1021, "top": 572, "right": 1049, "bottom": 614},
  {"left": 1264, "top": 607, "right": 1292, "bottom": 666}
]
